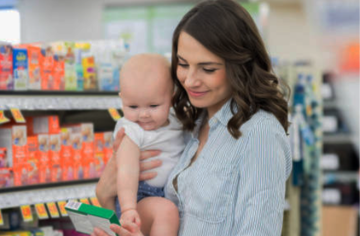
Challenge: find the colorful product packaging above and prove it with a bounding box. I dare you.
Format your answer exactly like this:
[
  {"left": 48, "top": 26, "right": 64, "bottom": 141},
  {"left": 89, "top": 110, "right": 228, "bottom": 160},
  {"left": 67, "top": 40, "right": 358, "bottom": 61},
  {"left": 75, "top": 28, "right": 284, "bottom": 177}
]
[
  {"left": 13, "top": 48, "right": 28, "bottom": 90},
  {"left": 0, "top": 147, "right": 8, "bottom": 168},
  {"left": 49, "top": 134, "right": 62, "bottom": 182},
  {"left": 27, "top": 116, "right": 60, "bottom": 135},
  {"left": 81, "top": 43, "right": 97, "bottom": 91},
  {"left": 0, "top": 168, "right": 14, "bottom": 188},
  {"left": 64, "top": 42, "right": 77, "bottom": 90},
  {"left": 70, "top": 132, "right": 83, "bottom": 180},
  {"left": 37, "top": 134, "right": 50, "bottom": 183},
  {"left": 60, "top": 127, "right": 74, "bottom": 181},
  {"left": 53, "top": 55, "right": 65, "bottom": 91},
  {"left": 0, "top": 44, "right": 13, "bottom": 90},
  {"left": 103, "top": 132, "right": 113, "bottom": 163},
  {"left": 40, "top": 45, "right": 54, "bottom": 90},
  {"left": 26, "top": 45, "right": 41, "bottom": 90},
  {"left": 27, "top": 136, "right": 40, "bottom": 185},
  {"left": 94, "top": 133, "right": 105, "bottom": 177}
]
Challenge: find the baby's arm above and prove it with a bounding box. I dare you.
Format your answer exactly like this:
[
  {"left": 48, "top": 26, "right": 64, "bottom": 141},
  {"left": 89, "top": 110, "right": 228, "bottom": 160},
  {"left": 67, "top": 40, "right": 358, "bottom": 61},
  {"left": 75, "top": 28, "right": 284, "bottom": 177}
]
[{"left": 116, "top": 136, "right": 141, "bottom": 226}]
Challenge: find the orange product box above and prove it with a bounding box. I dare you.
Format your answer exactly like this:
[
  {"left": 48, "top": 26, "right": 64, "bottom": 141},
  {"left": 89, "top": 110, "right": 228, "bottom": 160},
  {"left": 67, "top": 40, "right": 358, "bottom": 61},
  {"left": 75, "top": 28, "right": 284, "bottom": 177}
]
[
  {"left": 0, "top": 44, "right": 13, "bottom": 90},
  {"left": 103, "top": 132, "right": 113, "bottom": 163},
  {"left": 70, "top": 132, "right": 83, "bottom": 180},
  {"left": 37, "top": 134, "right": 51, "bottom": 183},
  {"left": 14, "top": 161, "right": 30, "bottom": 186},
  {"left": 0, "top": 168, "right": 14, "bottom": 188},
  {"left": 27, "top": 116, "right": 60, "bottom": 135},
  {"left": 0, "top": 147, "right": 8, "bottom": 168},
  {"left": 60, "top": 127, "right": 74, "bottom": 181},
  {"left": 53, "top": 55, "right": 65, "bottom": 91},
  {"left": 27, "top": 136, "right": 40, "bottom": 185},
  {"left": 17, "top": 44, "right": 41, "bottom": 90},
  {"left": 49, "top": 134, "right": 62, "bottom": 182},
  {"left": 94, "top": 133, "right": 105, "bottom": 177},
  {"left": 40, "top": 45, "right": 54, "bottom": 90}
]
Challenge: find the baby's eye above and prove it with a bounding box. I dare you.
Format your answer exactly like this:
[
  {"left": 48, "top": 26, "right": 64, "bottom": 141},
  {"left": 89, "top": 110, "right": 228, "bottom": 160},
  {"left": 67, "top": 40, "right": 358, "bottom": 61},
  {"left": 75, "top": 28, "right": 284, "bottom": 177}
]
[
  {"left": 150, "top": 105, "right": 159, "bottom": 108},
  {"left": 129, "top": 106, "right": 138, "bottom": 109}
]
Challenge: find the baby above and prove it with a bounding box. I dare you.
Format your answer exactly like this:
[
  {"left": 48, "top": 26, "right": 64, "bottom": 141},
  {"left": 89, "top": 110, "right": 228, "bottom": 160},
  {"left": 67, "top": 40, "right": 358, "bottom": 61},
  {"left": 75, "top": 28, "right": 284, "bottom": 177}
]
[{"left": 113, "top": 54, "right": 184, "bottom": 235}]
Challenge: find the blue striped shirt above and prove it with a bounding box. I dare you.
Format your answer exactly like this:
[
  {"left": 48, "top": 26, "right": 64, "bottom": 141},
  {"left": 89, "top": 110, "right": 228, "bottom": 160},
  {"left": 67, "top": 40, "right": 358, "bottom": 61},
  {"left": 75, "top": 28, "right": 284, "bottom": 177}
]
[{"left": 164, "top": 100, "right": 292, "bottom": 235}]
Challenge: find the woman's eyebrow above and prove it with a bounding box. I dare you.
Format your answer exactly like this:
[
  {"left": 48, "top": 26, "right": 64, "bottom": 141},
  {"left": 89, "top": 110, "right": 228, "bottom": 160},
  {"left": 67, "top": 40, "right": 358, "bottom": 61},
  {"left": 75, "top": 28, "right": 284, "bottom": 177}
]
[{"left": 177, "top": 55, "right": 223, "bottom": 66}]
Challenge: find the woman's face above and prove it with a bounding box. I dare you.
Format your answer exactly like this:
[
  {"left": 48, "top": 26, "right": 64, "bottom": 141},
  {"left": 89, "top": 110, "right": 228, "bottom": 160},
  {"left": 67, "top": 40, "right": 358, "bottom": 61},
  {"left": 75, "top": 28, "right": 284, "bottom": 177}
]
[{"left": 176, "top": 31, "right": 232, "bottom": 118}]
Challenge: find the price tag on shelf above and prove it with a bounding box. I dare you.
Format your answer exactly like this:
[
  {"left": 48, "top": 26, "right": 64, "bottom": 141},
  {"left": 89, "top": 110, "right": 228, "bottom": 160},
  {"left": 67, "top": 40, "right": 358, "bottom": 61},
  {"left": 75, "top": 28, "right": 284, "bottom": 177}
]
[
  {"left": 79, "top": 198, "right": 90, "bottom": 205},
  {"left": 46, "top": 202, "right": 60, "bottom": 218},
  {"left": 0, "top": 209, "right": 4, "bottom": 226},
  {"left": 35, "top": 203, "right": 49, "bottom": 219},
  {"left": 10, "top": 108, "right": 25, "bottom": 123},
  {"left": 90, "top": 197, "right": 100, "bottom": 207},
  {"left": 20, "top": 205, "right": 33, "bottom": 222},
  {"left": 108, "top": 108, "right": 121, "bottom": 121},
  {"left": 57, "top": 201, "right": 68, "bottom": 217},
  {"left": 0, "top": 110, "right": 10, "bottom": 124}
]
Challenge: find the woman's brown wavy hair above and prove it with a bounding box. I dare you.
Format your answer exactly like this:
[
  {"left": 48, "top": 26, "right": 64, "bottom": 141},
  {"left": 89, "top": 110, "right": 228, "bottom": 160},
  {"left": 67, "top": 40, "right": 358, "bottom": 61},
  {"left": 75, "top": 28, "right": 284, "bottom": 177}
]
[{"left": 171, "top": 0, "right": 290, "bottom": 139}]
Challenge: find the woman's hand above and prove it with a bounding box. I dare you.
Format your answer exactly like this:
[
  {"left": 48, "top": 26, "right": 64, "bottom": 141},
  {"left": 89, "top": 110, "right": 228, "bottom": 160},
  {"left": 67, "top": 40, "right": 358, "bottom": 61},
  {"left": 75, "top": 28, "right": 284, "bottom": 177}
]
[
  {"left": 92, "top": 222, "right": 143, "bottom": 236},
  {"left": 96, "top": 128, "right": 162, "bottom": 209}
]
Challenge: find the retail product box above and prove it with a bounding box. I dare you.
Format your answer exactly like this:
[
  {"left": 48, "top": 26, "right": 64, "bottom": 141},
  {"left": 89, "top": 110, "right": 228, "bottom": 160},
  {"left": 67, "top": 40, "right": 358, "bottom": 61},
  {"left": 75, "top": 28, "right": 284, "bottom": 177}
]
[
  {"left": 322, "top": 206, "right": 358, "bottom": 236},
  {"left": 27, "top": 136, "right": 40, "bottom": 184},
  {"left": 0, "top": 125, "right": 27, "bottom": 168},
  {"left": 17, "top": 45, "right": 42, "bottom": 90},
  {"left": 74, "top": 43, "right": 84, "bottom": 91},
  {"left": 65, "top": 200, "right": 120, "bottom": 236},
  {"left": 0, "top": 147, "right": 8, "bottom": 168},
  {"left": 49, "top": 134, "right": 62, "bottom": 182},
  {"left": 64, "top": 42, "right": 77, "bottom": 91},
  {"left": 37, "top": 134, "right": 51, "bottom": 183},
  {"left": 28, "top": 116, "right": 60, "bottom": 135},
  {"left": 0, "top": 168, "right": 14, "bottom": 188},
  {"left": 70, "top": 132, "right": 83, "bottom": 180},
  {"left": 81, "top": 43, "right": 97, "bottom": 91},
  {"left": 13, "top": 48, "right": 28, "bottom": 90},
  {"left": 0, "top": 44, "right": 13, "bottom": 90},
  {"left": 40, "top": 45, "right": 54, "bottom": 90},
  {"left": 103, "top": 132, "right": 113, "bottom": 163},
  {"left": 61, "top": 127, "right": 74, "bottom": 181},
  {"left": 94, "top": 133, "right": 105, "bottom": 177},
  {"left": 14, "top": 161, "right": 29, "bottom": 186},
  {"left": 53, "top": 55, "right": 65, "bottom": 91}
]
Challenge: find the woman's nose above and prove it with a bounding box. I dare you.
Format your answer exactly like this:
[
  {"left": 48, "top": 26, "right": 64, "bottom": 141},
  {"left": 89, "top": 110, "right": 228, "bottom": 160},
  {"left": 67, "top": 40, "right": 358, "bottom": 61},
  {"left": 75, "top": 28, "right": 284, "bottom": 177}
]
[{"left": 184, "top": 69, "right": 201, "bottom": 87}]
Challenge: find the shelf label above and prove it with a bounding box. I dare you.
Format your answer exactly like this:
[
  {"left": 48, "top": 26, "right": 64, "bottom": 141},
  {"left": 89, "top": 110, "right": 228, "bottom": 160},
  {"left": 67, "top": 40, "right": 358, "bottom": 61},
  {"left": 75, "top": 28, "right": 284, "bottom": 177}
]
[
  {"left": 0, "top": 111, "right": 10, "bottom": 124},
  {"left": 57, "top": 201, "right": 68, "bottom": 217},
  {"left": 0, "top": 209, "right": 3, "bottom": 226},
  {"left": 90, "top": 197, "right": 100, "bottom": 207},
  {"left": 10, "top": 108, "right": 26, "bottom": 123},
  {"left": 108, "top": 108, "right": 121, "bottom": 121},
  {"left": 79, "top": 198, "right": 90, "bottom": 205},
  {"left": 35, "top": 203, "right": 49, "bottom": 219},
  {"left": 46, "top": 202, "right": 60, "bottom": 218},
  {"left": 20, "top": 205, "right": 33, "bottom": 222}
]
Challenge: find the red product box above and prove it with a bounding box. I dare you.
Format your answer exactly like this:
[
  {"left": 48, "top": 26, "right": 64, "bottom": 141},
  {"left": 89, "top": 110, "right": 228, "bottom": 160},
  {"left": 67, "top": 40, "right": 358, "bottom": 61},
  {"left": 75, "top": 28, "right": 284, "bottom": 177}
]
[
  {"left": 61, "top": 127, "right": 74, "bottom": 181},
  {"left": 14, "top": 162, "right": 30, "bottom": 186},
  {"left": 49, "top": 134, "right": 62, "bottom": 182},
  {"left": 70, "top": 132, "right": 83, "bottom": 180},
  {"left": 37, "top": 134, "right": 51, "bottom": 183},
  {"left": 0, "top": 147, "right": 8, "bottom": 168},
  {"left": 0, "top": 168, "right": 14, "bottom": 188},
  {"left": 53, "top": 55, "right": 65, "bottom": 91},
  {"left": 103, "top": 132, "right": 113, "bottom": 163},
  {"left": 27, "top": 136, "right": 40, "bottom": 185},
  {"left": 27, "top": 116, "right": 60, "bottom": 135},
  {"left": 40, "top": 45, "right": 54, "bottom": 90},
  {"left": 0, "top": 44, "right": 13, "bottom": 90}
]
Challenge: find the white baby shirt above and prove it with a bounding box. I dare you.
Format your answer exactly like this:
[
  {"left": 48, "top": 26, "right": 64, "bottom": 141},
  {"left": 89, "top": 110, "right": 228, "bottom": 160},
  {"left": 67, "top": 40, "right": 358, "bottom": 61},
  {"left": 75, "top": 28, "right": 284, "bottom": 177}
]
[{"left": 113, "top": 112, "right": 185, "bottom": 188}]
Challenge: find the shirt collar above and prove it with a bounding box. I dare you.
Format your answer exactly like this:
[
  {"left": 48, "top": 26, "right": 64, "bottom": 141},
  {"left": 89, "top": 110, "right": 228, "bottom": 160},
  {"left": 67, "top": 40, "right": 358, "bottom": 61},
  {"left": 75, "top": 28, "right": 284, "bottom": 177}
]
[{"left": 209, "top": 99, "right": 235, "bottom": 127}]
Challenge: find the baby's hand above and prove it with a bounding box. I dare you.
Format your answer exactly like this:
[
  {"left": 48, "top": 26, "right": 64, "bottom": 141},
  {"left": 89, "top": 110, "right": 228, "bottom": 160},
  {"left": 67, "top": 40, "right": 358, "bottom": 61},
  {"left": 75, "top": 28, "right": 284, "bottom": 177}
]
[{"left": 120, "top": 209, "right": 141, "bottom": 227}]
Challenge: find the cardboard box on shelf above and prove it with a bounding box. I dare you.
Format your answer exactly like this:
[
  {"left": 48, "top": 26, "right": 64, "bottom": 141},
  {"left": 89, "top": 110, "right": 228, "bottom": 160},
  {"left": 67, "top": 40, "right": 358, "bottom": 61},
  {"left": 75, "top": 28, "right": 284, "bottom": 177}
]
[
  {"left": 49, "top": 134, "right": 62, "bottom": 182},
  {"left": 27, "top": 45, "right": 41, "bottom": 90},
  {"left": 70, "top": 132, "right": 83, "bottom": 180},
  {"left": 94, "top": 133, "right": 106, "bottom": 177},
  {"left": 28, "top": 116, "right": 60, "bottom": 135},
  {"left": 0, "top": 125, "right": 27, "bottom": 169},
  {"left": 61, "top": 127, "right": 74, "bottom": 181},
  {"left": 40, "top": 45, "right": 54, "bottom": 90},
  {"left": 37, "top": 134, "right": 51, "bottom": 183},
  {"left": 0, "top": 147, "right": 8, "bottom": 168},
  {"left": 0, "top": 168, "right": 14, "bottom": 188},
  {"left": 27, "top": 136, "right": 40, "bottom": 185},
  {"left": 0, "top": 44, "right": 13, "bottom": 90},
  {"left": 12, "top": 48, "right": 28, "bottom": 90}
]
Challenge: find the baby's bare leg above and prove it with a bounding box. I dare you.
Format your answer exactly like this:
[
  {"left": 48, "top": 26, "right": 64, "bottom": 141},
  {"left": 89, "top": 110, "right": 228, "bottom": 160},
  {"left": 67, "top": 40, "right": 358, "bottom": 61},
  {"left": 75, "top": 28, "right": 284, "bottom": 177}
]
[{"left": 137, "top": 197, "right": 179, "bottom": 236}]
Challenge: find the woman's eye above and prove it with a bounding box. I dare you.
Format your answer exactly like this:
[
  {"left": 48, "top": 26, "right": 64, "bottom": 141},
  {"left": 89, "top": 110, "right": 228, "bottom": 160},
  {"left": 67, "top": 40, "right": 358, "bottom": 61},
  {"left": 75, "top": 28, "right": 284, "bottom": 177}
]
[
  {"left": 203, "top": 68, "right": 217, "bottom": 73},
  {"left": 129, "top": 106, "right": 137, "bottom": 109},
  {"left": 178, "top": 63, "right": 189, "bottom": 68},
  {"left": 150, "top": 105, "right": 159, "bottom": 108}
]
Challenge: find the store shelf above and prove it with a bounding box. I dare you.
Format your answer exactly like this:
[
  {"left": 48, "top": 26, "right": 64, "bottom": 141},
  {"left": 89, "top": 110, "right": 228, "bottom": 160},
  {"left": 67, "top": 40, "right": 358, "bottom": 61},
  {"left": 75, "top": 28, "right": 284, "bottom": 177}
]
[
  {"left": 323, "top": 134, "right": 352, "bottom": 144},
  {"left": 0, "top": 179, "right": 98, "bottom": 209},
  {"left": 323, "top": 171, "right": 359, "bottom": 184},
  {"left": 0, "top": 92, "right": 122, "bottom": 110}
]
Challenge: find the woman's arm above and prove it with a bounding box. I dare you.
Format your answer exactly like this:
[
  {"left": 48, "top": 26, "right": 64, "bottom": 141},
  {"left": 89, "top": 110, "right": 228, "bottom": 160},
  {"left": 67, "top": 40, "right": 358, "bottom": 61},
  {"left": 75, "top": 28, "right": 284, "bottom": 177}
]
[{"left": 232, "top": 120, "right": 291, "bottom": 235}]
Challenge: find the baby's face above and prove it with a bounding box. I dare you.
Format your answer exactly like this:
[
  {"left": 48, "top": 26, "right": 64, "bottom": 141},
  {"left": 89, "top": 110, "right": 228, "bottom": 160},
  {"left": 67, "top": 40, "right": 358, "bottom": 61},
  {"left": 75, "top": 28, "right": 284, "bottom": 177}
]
[{"left": 121, "top": 76, "right": 172, "bottom": 131}]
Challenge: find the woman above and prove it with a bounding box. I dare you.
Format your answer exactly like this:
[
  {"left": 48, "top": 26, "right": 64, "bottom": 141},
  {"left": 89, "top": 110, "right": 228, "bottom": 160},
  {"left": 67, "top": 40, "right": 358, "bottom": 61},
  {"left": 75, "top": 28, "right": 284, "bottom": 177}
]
[{"left": 94, "top": 0, "right": 292, "bottom": 235}]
